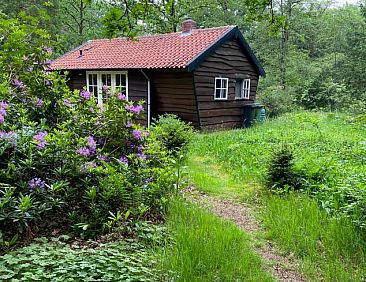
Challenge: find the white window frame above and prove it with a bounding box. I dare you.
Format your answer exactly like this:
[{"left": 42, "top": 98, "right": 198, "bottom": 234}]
[
  {"left": 235, "top": 78, "right": 251, "bottom": 100},
  {"left": 214, "top": 77, "right": 229, "bottom": 100},
  {"left": 86, "top": 71, "right": 129, "bottom": 104}
]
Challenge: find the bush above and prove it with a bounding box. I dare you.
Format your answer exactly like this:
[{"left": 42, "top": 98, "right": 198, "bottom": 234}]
[
  {"left": 266, "top": 144, "right": 302, "bottom": 191},
  {"left": 0, "top": 15, "right": 177, "bottom": 247},
  {"left": 257, "top": 86, "right": 296, "bottom": 117},
  {"left": 150, "top": 114, "right": 194, "bottom": 156}
]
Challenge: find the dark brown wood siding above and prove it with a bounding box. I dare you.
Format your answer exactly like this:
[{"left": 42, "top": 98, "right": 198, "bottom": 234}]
[
  {"left": 67, "top": 70, "right": 86, "bottom": 91},
  {"left": 194, "top": 38, "right": 260, "bottom": 129},
  {"left": 150, "top": 70, "right": 199, "bottom": 127},
  {"left": 66, "top": 69, "right": 148, "bottom": 126}
]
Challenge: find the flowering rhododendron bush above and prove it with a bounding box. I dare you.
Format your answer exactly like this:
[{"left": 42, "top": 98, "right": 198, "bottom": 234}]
[{"left": 0, "top": 15, "right": 175, "bottom": 244}]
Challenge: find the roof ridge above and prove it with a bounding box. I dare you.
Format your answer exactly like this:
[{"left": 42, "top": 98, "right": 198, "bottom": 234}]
[{"left": 86, "top": 25, "right": 236, "bottom": 43}]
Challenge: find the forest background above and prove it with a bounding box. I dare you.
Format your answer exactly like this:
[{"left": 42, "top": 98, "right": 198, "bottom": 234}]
[{"left": 1, "top": 0, "right": 365, "bottom": 116}]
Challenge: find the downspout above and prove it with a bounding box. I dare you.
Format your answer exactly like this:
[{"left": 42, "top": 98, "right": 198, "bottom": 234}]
[{"left": 140, "top": 69, "right": 151, "bottom": 128}]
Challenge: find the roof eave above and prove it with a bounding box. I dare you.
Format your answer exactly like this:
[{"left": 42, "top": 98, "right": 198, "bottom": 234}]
[{"left": 186, "top": 26, "right": 266, "bottom": 77}]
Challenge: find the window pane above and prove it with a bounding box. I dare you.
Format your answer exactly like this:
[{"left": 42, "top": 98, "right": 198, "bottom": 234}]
[
  {"left": 116, "top": 74, "right": 126, "bottom": 87},
  {"left": 216, "top": 79, "right": 221, "bottom": 88},
  {"left": 220, "top": 89, "right": 227, "bottom": 99},
  {"left": 102, "top": 74, "right": 112, "bottom": 86},
  {"left": 116, "top": 74, "right": 120, "bottom": 86},
  {"left": 221, "top": 79, "right": 227, "bottom": 88},
  {"left": 235, "top": 80, "right": 242, "bottom": 98},
  {"left": 215, "top": 89, "right": 221, "bottom": 99}
]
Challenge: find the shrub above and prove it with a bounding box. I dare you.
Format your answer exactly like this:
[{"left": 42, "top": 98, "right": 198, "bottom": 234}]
[
  {"left": 266, "top": 144, "right": 301, "bottom": 191},
  {"left": 257, "top": 86, "right": 296, "bottom": 117},
  {"left": 150, "top": 114, "right": 194, "bottom": 156},
  {"left": 0, "top": 14, "right": 177, "bottom": 247}
]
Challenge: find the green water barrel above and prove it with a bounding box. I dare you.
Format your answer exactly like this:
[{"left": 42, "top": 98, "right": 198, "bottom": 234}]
[{"left": 243, "top": 103, "right": 265, "bottom": 127}]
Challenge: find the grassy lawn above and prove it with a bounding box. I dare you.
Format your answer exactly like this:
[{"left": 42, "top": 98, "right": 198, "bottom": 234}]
[{"left": 187, "top": 111, "right": 366, "bottom": 281}]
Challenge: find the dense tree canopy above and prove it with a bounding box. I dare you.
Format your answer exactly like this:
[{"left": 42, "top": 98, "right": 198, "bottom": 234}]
[{"left": 0, "top": 0, "right": 365, "bottom": 113}]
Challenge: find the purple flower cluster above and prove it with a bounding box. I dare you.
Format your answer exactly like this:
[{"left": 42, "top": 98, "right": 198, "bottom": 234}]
[
  {"left": 125, "top": 104, "right": 144, "bottom": 115},
  {"left": 136, "top": 153, "right": 147, "bottom": 161},
  {"left": 132, "top": 129, "right": 143, "bottom": 140},
  {"left": 77, "top": 136, "right": 97, "bottom": 157},
  {"left": 97, "top": 154, "right": 109, "bottom": 162},
  {"left": 80, "top": 90, "right": 92, "bottom": 100},
  {"left": 118, "top": 93, "right": 127, "bottom": 101},
  {"left": 79, "top": 162, "right": 97, "bottom": 173},
  {"left": 126, "top": 121, "right": 133, "bottom": 128},
  {"left": 118, "top": 156, "right": 128, "bottom": 165},
  {"left": 77, "top": 147, "right": 91, "bottom": 157},
  {"left": 64, "top": 99, "right": 72, "bottom": 107},
  {"left": 29, "top": 178, "right": 46, "bottom": 191},
  {"left": 87, "top": 136, "right": 96, "bottom": 151},
  {"left": 102, "top": 85, "right": 109, "bottom": 91},
  {"left": 0, "top": 130, "right": 17, "bottom": 146},
  {"left": 0, "top": 101, "right": 8, "bottom": 124},
  {"left": 12, "top": 79, "right": 24, "bottom": 89},
  {"left": 33, "top": 131, "right": 47, "bottom": 150},
  {"left": 42, "top": 46, "right": 53, "bottom": 55},
  {"left": 42, "top": 59, "right": 52, "bottom": 66},
  {"left": 35, "top": 97, "right": 43, "bottom": 108},
  {"left": 132, "top": 129, "right": 149, "bottom": 141}
]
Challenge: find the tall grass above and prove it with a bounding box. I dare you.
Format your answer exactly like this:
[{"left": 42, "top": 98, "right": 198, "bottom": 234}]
[
  {"left": 261, "top": 193, "right": 366, "bottom": 281},
  {"left": 162, "top": 199, "right": 273, "bottom": 281},
  {"left": 186, "top": 111, "right": 366, "bottom": 280}
]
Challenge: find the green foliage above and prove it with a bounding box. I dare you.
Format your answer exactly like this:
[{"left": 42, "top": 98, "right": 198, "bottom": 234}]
[
  {"left": 262, "top": 194, "right": 366, "bottom": 281},
  {"left": 150, "top": 114, "right": 194, "bottom": 156},
  {"left": 0, "top": 237, "right": 160, "bottom": 281},
  {"left": 162, "top": 199, "right": 273, "bottom": 281}
]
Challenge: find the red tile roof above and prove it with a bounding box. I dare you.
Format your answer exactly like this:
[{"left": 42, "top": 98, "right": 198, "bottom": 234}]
[{"left": 51, "top": 26, "right": 235, "bottom": 70}]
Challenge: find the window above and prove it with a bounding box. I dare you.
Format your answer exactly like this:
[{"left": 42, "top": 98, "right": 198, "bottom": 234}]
[
  {"left": 88, "top": 73, "right": 98, "bottom": 98},
  {"left": 86, "top": 71, "right": 128, "bottom": 104},
  {"left": 214, "top": 77, "right": 228, "bottom": 100},
  {"left": 235, "top": 78, "right": 251, "bottom": 99}
]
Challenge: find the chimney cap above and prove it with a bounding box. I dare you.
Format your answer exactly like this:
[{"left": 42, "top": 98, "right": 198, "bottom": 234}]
[{"left": 181, "top": 17, "right": 197, "bottom": 35}]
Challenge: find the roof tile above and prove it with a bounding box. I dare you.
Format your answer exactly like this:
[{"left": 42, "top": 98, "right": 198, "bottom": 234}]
[{"left": 51, "top": 26, "right": 234, "bottom": 70}]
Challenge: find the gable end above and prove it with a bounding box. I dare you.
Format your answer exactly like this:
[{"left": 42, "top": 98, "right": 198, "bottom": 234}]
[{"left": 187, "top": 27, "right": 265, "bottom": 77}]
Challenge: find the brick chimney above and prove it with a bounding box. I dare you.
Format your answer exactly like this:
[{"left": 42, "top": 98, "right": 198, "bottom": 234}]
[{"left": 182, "top": 17, "right": 197, "bottom": 35}]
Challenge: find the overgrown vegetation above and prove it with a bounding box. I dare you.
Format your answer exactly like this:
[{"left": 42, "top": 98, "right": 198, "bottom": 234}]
[
  {"left": 262, "top": 194, "right": 366, "bottom": 281},
  {"left": 161, "top": 199, "right": 273, "bottom": 281},
  {"left": 0, "top": 15, "right": 185, "bottom": 250},
  {"left": 188, "top": 111, "right": 366, "bottom": 280}
]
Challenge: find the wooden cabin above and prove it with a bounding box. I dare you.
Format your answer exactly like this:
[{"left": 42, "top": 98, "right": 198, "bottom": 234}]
[{"left": 51, "top": 18, "right": 265, "bottom": 130}]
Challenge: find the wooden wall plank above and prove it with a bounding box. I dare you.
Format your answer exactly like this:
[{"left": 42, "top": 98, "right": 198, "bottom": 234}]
[{"left": 194, "top": 38, "right": 260, "bottom": 129}]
